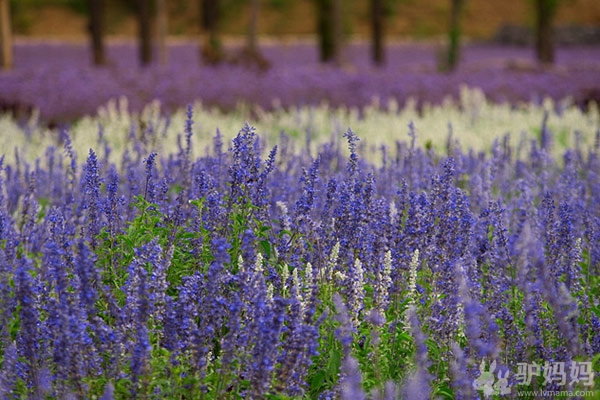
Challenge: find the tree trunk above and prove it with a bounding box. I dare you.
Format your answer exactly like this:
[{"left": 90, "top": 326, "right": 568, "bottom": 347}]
[
  {"left": 137, "top": 0, "right": 153, "bottom": 66},
  {"left": 446, "top": 0, "right": 463, "bottom": 72},
  {"left": 233, "top": 0, "right": 270, "bottom": 70},
  {"left": 371, "top": 0, "right": 384, "bottom": 65},
  {"left": 156, "top": 0, "right": 168, "bottom": 65},
  {"left": 316, "top": 0, "right": 342, "bottom": 64},
  {"left": 536, "top": 0, "right": 555, "bottom": 64},
  {"left": 0, "top": 0, "right": 12, "bottom": 70},
  {"left": 316, "top": 0, "right": 332, "bottom": 63},
  {"left": 332, "top": 0, "right": 342, "bottom": 65},
  {"left": 88, "top": 0, "right": 105, "bottom": 66},
  {"left": 200, "top": 0, "right": 224, "bottom": 64},
  {"left": 248, "top": 0, "right": 259, "bottom": 52}
]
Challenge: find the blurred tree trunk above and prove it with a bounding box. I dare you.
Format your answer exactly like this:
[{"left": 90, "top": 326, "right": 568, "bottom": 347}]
[
  {"left": 88, "top": 0, "right": 105, "bottom": 66},
  {"left": 316, "top": 0, "right": 342, "bottom": 64},
  {"left": 156, "top": 0, "right": 168, "bottom": 65},
  {"left": 0, "top": 0, "right": 12, "bottom": 70},
  {"left": 536, "top": 0, "right": 556, "bottom": 64},
  {"left": 200, "top": 0, "right": 224, "bottom": 64},
  {"left": 233, "top": 0, "right": 270, "bottom": 70},
  {"left": 137, "top": 0, "right": 153, "bottom": 66},
  {"left": 371, "top": 0, "right": 384, "bottom": 65},
  {"left": 446, "top": 0, "right": 463, "bottom": 71},
  {"left": 247, "top": 0, "right": 259, "bottom": 53},
  {"left": 332, "top": 0, "right": 342, "bottom": 65}
]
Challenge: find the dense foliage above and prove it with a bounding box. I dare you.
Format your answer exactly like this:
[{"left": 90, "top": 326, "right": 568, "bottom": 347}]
[{"left": 0, "top": 104, "right": 599, "bottom": 398}]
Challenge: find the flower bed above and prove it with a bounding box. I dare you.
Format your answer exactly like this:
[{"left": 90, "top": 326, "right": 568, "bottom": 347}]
[{"left": 0, "top": 102, "right": 598, "bottom": 398}]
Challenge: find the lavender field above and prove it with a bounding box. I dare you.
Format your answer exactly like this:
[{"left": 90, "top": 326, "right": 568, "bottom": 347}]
[
  {"left": 1, "top": 40, "right": 600, "bottom": 123},
  {"left": 0, "top": 40, "right": 599, "bottom": 399}
]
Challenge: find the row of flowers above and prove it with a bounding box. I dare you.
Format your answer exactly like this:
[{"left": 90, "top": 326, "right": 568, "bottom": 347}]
[{"left": 1, "top": 41, "right": 599, "bottom": 123}]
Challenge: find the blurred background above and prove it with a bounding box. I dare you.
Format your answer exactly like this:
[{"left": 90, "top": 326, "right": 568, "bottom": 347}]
[
  {"left": 6, "top": 0, "right": 600, "bottom": 42},
  {"left": 1, "top": 0, "right": 599, "bottom": 123}
]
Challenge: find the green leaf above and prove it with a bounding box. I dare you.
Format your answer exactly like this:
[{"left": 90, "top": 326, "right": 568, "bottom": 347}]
[{"left": 259, "top": 239, "right": 271, "bottom": 258}]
